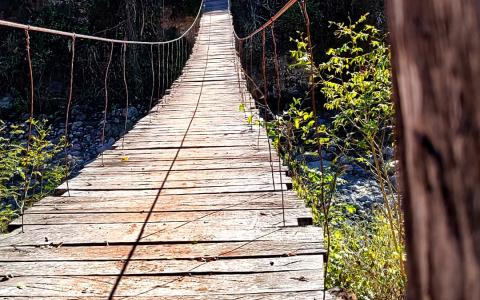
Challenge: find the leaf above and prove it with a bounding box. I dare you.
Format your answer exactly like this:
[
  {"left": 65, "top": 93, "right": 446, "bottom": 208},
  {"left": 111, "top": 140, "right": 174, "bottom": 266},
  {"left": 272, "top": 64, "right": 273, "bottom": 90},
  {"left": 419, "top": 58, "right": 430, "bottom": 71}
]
[
  {"left": 121, "top": 156, "right": 129, "bottom": 162},
  {"left": 238, "top": 103, "right": 246, "bottom": 113},
  {"left": 345, "top": 205, "right": 356, "bottom": 214},
  {"left": 247, "top": 114, "right": 253, "bottom": 125},
  {"left": 294, "top": 118, "right": 300, "bottom": 129}
]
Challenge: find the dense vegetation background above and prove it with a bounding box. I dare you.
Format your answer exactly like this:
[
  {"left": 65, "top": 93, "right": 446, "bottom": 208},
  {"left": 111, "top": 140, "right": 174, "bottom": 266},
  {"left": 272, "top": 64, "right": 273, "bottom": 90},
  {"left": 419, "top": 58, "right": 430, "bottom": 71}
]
[
  {"left": 0, "top": 0, "right": 200, "bottom": 119},
  {"left": 0, "top": 0, "right": 385, "bottom": 119},
  {"left": 231, "top": 0, "right": 385, "bottom": 112}
]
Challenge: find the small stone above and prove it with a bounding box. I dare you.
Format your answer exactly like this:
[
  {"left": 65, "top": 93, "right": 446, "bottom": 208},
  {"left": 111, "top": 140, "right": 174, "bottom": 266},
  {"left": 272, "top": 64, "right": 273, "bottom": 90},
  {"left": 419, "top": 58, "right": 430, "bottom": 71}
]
[
  {"left": 72, "top": 121, "right": 83, "bottom": 131},
  {"left": 0, "top": 96, "right": 13, "bottom": 110}
]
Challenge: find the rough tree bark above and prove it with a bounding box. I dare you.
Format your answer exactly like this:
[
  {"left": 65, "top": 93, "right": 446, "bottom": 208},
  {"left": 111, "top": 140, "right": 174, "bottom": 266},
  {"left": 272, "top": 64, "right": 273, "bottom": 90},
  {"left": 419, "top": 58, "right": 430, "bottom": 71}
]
[{"left": 387, "top": 1, "right": 480, "bottom": 299}]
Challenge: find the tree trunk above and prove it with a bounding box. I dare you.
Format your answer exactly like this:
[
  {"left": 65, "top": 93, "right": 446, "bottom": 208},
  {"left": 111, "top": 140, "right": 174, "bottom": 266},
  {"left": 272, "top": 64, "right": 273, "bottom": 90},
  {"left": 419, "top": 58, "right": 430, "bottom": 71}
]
[{"left": 387, "top": 1, "right": 480, "bottom": 299}]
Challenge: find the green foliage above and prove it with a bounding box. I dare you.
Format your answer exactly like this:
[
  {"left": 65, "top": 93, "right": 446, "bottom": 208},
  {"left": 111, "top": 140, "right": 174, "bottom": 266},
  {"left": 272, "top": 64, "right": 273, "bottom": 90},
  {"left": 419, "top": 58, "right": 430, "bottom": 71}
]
[
  {"left": 0, "top": 119, "right": 66, "bottom": 232},
  {"left": 315, "top": 16, "right": 403, "bottom": 263},
  {"left": 328, "top": 213, "right": 406, "bottom": 300},
  {"left": 269, "top": 97, "right": 317, "bottom": 162},
  {"left": 0, "top": 204, "right": 17, "bottom": 233},
  {"left": 270, "top": 16, "right": 406, "bottom": 300}
]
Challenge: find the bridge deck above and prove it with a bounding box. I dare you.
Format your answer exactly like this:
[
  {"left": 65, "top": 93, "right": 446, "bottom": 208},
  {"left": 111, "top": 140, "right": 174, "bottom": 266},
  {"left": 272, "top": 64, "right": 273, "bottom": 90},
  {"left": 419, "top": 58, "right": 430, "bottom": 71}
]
[{"left": 0, "top": 3, "right": 326, "bottom": 299}]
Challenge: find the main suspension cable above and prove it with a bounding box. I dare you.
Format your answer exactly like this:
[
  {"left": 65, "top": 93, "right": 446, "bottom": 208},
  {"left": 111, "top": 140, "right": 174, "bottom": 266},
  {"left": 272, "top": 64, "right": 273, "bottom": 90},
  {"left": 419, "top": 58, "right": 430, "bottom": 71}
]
[
  {"left": 233, "top": 0, "right": 298, "bottom": 41},
  {"left": 0, "top": 0, "right": 204, "bottom": 45}
]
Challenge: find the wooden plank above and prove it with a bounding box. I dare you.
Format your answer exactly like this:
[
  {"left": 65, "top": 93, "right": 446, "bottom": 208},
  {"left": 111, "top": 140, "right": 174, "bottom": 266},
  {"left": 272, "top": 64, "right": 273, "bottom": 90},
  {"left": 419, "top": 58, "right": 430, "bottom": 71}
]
[
  {"left": 0, "top": 270, "right": 323, "bottom": 297},
  {"left": 11, "top": 209, "right": 309, "bottom": 226},
  {"left": 0, "top": 4, "right": 324, "bottom": 298},
  {"left": 0, "top": 241, "right": 323, "bottom": 261},
  {"left": 25, "top": 191, "right": 300, "bottom": 209},
  {"left": 0, "top": 291, "right": 333, "bottom": 300},
  {"left": 0, "top": 255, "right": 324, "bottom": 276},
  {"left": 1, "top": 225, "right": 322, "bottom": 246}
]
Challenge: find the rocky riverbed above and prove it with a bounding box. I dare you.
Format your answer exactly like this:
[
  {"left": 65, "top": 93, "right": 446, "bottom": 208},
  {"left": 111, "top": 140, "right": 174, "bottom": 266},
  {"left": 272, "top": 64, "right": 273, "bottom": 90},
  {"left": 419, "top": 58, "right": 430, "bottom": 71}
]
[
  {"left": 1, "top": 103, "right": 147, "bottom": 175},
  {"left": 296, "top": 152, "right": 394, "bottom": 217}
]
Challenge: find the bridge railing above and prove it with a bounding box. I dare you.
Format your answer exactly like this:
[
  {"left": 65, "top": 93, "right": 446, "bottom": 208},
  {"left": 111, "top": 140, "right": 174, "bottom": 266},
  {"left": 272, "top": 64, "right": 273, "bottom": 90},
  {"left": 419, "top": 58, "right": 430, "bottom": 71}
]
[
  {"left": 230, "top": 0, "right": 317, "bottom": 226},
  {"left": 0, "top": 0, "right": 205, "bottom": 227}
]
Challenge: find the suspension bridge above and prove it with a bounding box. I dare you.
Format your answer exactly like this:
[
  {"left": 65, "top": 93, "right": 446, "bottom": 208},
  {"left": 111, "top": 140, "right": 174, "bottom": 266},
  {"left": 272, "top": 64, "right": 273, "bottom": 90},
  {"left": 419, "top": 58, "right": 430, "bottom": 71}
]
[{"left": 0, "top": 0, "right": 326, "bottom": 298}]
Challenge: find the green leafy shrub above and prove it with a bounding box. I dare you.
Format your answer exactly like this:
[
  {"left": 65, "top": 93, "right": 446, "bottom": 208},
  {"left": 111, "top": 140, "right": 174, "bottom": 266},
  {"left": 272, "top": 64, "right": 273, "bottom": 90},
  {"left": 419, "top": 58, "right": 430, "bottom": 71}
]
[
  {"left": 328, "top": 213, "right": 405, "bottom": 300},
  {"left": 0, "top": 119, "right": 66, "bottom": 232},
  {"left": 270, "top": 15, "right": 406, "bottom": 299}
]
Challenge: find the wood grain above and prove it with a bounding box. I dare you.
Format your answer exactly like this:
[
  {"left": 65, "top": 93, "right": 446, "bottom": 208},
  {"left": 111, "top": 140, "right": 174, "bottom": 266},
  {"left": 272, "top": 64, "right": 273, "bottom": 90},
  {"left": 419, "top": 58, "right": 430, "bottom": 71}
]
[{"left": 0, "top": 1, "right": 324, "bottom": 298}]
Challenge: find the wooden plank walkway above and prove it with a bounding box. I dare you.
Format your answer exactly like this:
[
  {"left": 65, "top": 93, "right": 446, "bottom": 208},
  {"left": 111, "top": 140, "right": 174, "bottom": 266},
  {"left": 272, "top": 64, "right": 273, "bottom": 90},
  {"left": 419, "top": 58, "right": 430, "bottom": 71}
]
[{"left": 0, "top": 1, "right": 326, "bottom": 298}]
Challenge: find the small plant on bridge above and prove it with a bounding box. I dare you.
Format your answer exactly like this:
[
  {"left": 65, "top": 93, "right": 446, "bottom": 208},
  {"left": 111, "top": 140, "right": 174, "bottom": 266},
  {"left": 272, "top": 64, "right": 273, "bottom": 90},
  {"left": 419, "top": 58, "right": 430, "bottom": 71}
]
[{"left": 0, "top": 119, "right": 66, "bottom": 232}]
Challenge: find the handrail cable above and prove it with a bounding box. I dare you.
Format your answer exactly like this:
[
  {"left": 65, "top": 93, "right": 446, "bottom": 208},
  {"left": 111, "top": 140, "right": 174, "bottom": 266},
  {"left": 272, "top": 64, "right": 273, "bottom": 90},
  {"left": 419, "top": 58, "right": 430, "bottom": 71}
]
[
  {"left": 230, "top": 0, "right": 315, "bottom": 228},
  {"left": 233, "top": 0, "right": 298, "bottom": 41},
  {"left": 0, "top": 0, "right": 204, "bottom": 45}
]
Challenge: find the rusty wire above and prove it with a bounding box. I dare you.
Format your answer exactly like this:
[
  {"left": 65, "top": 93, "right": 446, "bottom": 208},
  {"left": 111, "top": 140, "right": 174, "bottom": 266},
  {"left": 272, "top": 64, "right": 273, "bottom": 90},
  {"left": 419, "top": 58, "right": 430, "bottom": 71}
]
[
  {"left": 236, "top": 39, "right": 246, "bottom": 113},
  {"left": 149, "top": 44, "right": 155, "bottom": 122},
  {"left": 184, "top": 37, "right": 188, "bottom": 71},
  {"left": 299, "top": 2, "right": 328, "bottom": 298},
  {"left": 174, "top": 40, "right": 178, "bottom": 78},
  {"left": 121, "top": 43, "right": 129, "bottom": 151},
  {"left": 157, "top": 44, "right": 161, "bottom": 103},
  {"left": 20, "top": 28, "right": 35, "bottom": 232},
  {"left": 166, "top": 42, "right": 170, "bottom": 89},
  {"left": 269, "top": 23, "right": 286, "bottom": 227},
  {"left": 24, "top": 29, "right": 34, "bottom": 146},
  {"left": 63, "top": 35, "right": 76, "bottom": 197},
  {"left": 300, "top": 0, "right": 316, "bottom": 114},
  {"left": 271, "top": 23, "right": 282, "bottom": 112},
  {"left": 159, "top": 43, "right": 165, "bottom": 111},
  {"left": 101, "top": 42, "right": 114, "bottom": 166},
  {"left": 177, "top": 39, "right": 181, "bottom": 77},
  {"left": 261, "top": 31, "right": 268, "bottom": 109},
  {"left": 261, "top": 30, "right": 276, "bottom": 191},
  {"left": 231, "top": 0, "right": 311, "bottom": 226}
]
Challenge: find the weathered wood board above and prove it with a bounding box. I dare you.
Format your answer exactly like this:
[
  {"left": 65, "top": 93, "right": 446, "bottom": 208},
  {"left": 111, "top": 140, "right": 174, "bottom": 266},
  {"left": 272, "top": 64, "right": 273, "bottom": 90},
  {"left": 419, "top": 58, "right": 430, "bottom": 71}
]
[{"left": 0, "top": 1, "right": 325, "bottom": 298}]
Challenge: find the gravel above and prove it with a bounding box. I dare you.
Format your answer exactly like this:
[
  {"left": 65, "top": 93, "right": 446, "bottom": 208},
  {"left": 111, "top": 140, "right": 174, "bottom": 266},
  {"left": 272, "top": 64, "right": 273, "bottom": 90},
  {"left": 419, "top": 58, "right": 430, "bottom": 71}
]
[{"left": 295, "top": 152, "right": 386, "bottom": 215}]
